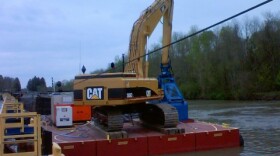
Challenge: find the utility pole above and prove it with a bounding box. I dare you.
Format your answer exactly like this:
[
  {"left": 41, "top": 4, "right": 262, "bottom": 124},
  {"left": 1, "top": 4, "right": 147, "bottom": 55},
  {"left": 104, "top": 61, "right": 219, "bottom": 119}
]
[
  {"left": 52, "top": 77, "right": 55, "bottom": 92},
  {"left": 122, "top": 54, "right": 125, "bottom": 72}
]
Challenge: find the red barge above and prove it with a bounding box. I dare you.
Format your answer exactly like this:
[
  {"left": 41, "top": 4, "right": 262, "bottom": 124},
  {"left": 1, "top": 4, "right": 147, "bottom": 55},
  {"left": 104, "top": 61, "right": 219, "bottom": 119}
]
[
  {"left": 44, "top": 119, "right": 242, "bottom": 156},
  {"left": 0, "top": 93, "right": 242, "bottom": 156}
]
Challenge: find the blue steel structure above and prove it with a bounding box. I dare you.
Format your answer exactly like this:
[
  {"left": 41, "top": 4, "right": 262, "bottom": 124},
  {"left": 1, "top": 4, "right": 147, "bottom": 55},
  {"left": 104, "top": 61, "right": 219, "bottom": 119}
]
[{"left": 158, "top": 62, "right": 188, "bottom": 121}]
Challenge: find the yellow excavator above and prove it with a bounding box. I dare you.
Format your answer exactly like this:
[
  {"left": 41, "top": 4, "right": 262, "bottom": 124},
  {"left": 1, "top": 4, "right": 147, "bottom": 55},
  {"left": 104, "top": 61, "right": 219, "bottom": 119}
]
[{"left": 73, "top": 0, "right": 186, "bottom": 132}]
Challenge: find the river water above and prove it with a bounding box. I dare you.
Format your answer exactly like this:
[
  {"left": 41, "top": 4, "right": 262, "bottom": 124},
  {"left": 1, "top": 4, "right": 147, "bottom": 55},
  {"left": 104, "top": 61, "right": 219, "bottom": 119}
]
[{"left": 174, "top": 100, "right": 280, "bottom": 156}]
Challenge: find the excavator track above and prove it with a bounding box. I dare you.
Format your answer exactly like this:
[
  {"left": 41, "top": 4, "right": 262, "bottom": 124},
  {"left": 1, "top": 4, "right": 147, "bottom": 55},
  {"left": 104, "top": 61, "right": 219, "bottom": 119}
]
[
  {"left": 93, "top": 107, "right": 123, "bottom": 132},
  {"left": 139, "top": 103, "right": 179, "bottom": 128}
]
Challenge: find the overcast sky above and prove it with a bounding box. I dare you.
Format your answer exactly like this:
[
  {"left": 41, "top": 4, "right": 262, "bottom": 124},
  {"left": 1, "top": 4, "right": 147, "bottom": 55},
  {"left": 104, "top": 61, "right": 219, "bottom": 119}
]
[{"left": 0, "top": 0, "right": 279, "bottom": 88}]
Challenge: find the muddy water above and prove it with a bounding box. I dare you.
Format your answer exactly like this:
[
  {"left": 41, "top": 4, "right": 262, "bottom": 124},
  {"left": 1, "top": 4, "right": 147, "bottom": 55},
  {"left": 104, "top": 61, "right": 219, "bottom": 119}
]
[{"left": 173, "top": 100, "right": 280, "bottom": 156}]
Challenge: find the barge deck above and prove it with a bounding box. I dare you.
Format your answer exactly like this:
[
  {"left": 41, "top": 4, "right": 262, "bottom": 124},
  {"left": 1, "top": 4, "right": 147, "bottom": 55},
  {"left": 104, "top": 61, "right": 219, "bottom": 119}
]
[{"left": 43, "top": 118, "right": 241, "bottom": 156}]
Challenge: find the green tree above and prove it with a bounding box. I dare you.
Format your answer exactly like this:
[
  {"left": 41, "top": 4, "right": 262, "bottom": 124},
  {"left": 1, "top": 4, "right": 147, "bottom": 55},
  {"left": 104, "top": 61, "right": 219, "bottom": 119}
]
[
  {"left": 247, "top": 13, "right": 280, "bottom": 92},
  {"left": 61, "top": 80, "right": 74, "bottom": 91},
  {"left": 27, "top": 76, "right": 47, "bottom": 92},
  {"left": 3, "top": 77, "right": 14, "bottom": 92},
  {"left": 148, "top": 43, "right": 162, "bottom": 77},
  {"left": 13, "top": 77, "right": 21, "bottom": 92},
  {"left": 0, "top": 75, "right": 22, "bottom": 92},
  {"left": 214, "top": 24, "right": 246, "bottom": 99},
  {"left": 0, "top": 75, "right": 3, "bottom": 92}
]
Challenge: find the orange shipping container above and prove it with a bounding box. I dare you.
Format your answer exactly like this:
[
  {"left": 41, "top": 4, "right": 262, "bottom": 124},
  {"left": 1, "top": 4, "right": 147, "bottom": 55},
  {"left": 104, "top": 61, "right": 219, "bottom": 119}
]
[{"left": 72, "top": 105, "right": 92, "bottom": 122}]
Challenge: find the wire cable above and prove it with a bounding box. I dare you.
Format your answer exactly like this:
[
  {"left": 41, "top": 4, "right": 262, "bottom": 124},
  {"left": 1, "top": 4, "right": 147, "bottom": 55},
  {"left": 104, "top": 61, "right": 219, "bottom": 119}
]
[
  {"left": 78, "top": 0, "right": 272, "bottom": 77},
  {"left": 124, "top": 0, "right": 273, "bottom": 66}
]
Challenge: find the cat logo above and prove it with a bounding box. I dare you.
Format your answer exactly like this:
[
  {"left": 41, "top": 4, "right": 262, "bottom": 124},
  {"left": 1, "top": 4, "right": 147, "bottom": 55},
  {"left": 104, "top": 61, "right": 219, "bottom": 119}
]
[{"left": 86, "top": 87, "right": 104, "bottom": 100}]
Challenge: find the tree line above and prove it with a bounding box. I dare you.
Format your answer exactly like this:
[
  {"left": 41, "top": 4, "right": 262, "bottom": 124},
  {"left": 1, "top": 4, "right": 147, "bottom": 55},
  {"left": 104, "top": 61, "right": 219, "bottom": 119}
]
[
  {"left": 147, "top": 13, "right": 280, "bottom": 99},
  {"left": 0, "top": 75, "right": 47, "bottom": 92},
  {"left": 99, "top": 13, "right": 280, "bottom": 100},
  {"left": 0, "top": 75, "right": 21, "bottom": 92},
  {"left": 0, "top": 75, "right": 73, "bottom": 92}
]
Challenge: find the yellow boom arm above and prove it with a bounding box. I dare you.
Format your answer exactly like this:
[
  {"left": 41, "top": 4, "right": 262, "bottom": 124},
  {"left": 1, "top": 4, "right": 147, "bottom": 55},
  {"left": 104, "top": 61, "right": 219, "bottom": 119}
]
[{"left": 125, "top": 0, "right": 173, "bottom": 78}]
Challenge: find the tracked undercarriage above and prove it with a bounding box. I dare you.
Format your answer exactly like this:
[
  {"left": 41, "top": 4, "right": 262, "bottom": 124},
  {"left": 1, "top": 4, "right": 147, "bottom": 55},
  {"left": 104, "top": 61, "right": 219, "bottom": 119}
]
[
  {"left": 93, "top": 106, "right": 123, "bottom": 132},
  {"left": 93, "top": 103, "right": 179, "bottom": 133}
]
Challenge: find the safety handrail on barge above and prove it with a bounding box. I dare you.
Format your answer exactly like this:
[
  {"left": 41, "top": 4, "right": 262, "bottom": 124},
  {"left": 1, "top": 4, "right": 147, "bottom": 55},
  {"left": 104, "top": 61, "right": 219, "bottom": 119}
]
[{"left": 0, "top": 93, "right": 42, "bottom": 156}]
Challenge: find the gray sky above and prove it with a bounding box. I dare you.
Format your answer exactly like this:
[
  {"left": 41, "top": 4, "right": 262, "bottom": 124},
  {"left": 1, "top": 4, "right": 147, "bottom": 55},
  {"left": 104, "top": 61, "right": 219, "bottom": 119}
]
[{"left": 0, "top": 0, "right": 279, "bottom": 88}]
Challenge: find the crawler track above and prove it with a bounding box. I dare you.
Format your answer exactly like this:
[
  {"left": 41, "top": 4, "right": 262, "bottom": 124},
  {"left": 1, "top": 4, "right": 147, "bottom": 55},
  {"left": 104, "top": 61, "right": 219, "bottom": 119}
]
[
  {"left": 94, "top": 103, "right": 179, "bottom": 132},
  {"left": 139, "top": 103, "right": 179, "bottom": 128},
  {"left": 94, "top": 107, "right": 123, "bottom": 132}
]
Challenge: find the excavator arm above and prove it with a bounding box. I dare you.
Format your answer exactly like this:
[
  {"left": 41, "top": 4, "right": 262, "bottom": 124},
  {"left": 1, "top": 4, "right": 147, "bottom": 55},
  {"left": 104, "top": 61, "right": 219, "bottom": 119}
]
[
  {"left": 125, "top": 0, "right": 188, "bottom": 121},
  {"left": 125, "top": 0, "right": 173, "bottom": 78}
]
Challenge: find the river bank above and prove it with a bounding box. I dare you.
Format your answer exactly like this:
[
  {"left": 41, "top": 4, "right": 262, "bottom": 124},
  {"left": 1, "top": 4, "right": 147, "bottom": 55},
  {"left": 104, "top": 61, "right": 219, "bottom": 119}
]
[{"left": 186, "top": 91, "right": 280, "bottom": 101}]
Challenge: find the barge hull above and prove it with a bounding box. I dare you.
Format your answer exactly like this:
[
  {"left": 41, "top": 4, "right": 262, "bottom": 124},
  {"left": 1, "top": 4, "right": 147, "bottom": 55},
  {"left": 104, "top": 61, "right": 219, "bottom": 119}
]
[{"left": 49, "top": 120, "right": 241, "bottom": 156}]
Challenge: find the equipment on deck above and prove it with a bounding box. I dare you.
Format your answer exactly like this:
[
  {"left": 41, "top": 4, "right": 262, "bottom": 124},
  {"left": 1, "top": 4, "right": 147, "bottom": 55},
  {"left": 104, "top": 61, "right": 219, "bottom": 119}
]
[
  {"left": 73, "top": 0, "right": 187, "bottom": 132},
  {"left": 55, "top": 106, "right": 73, "bottom": 127},
  {"left": 51, "top": 93, "right": 73, "bottom": 127}
]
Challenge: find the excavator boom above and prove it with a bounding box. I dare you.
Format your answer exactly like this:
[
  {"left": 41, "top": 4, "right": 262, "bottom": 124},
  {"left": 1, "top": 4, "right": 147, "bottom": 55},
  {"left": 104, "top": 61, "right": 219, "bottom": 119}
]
[
  {"left": 125, "top": 0, "right": 188, "bottom": 121},
  {"left": 125, "top": 0, "right": 173, "bottom": 78}
]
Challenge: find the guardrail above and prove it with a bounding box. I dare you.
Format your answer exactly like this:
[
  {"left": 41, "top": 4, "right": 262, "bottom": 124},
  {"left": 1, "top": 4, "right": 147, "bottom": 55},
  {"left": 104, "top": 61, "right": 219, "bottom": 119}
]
[{"left": 0, "top": 93, "right": 42, "bottom": 156}]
